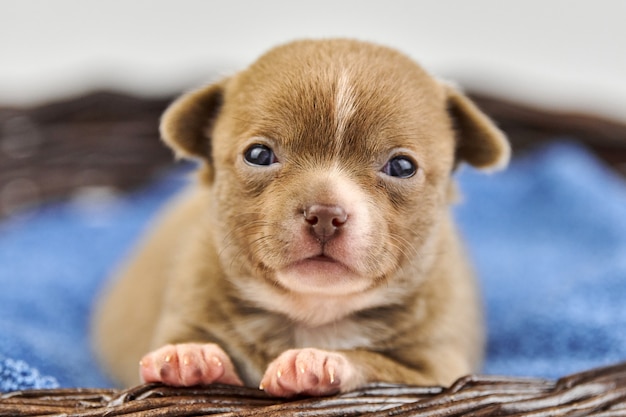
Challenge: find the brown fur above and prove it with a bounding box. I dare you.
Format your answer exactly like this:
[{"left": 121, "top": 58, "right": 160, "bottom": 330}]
[{"left": 92, "top": 39, "right": 509, "bottom": 394}]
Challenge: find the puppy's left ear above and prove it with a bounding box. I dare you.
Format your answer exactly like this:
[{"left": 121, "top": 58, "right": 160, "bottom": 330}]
[
  {"left": 160, "top": 80, "right": 228, "bottom": 180},
  {"left": 445, "top": 85, "right": 511, "bottom": 171}
]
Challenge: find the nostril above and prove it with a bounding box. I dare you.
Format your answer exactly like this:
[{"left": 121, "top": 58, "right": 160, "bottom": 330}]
[
  {"left": 332, "top": 217, "right": 346, "bottom": 228},
  {"left": 305, "top": 214, "right": 319, "bottom": 226},
  {"left": 331, "top": 209, "right": 348, "bottom": 227}
]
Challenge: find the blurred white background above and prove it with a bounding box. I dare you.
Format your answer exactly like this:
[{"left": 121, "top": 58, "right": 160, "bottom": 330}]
[{"left": 1, "top": 0, "right": 625, "bottom": 120}]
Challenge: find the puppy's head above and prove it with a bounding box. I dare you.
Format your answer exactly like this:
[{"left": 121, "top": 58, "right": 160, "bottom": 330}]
[{"left": 161, "top": 39, "right": 509, "bottom": 305}]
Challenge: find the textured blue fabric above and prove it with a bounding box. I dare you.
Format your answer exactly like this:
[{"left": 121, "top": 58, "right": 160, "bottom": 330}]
[
  {"left": 0, "top": 141, "right": 624, "bottom": 391},
  {"left": 0, "top": 354, "right": 58, "bottom": 392},
  {"left": 455, "top": 141, "right": 626, "bottom": 378},
  {"left": 0, "top": 169, "right": 188, "bottom": 390}
]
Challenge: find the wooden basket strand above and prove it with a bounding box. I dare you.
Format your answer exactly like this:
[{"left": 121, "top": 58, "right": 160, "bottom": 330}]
[{"left": 2, "top": 361, "right": 626, "bottom": 416}]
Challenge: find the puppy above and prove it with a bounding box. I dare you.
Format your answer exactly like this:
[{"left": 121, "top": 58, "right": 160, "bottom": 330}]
[{"left": 92, "top": 38, "right": 509, "bottom": 397}]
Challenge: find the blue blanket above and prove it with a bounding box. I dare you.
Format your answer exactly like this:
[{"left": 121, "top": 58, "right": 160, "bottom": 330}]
[{"left": 1, "top": 141, "right": 625, "bottom": 391}]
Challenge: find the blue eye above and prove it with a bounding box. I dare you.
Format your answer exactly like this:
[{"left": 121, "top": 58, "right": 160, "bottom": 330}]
[
  {"left": 244, "top": 144, "right": 277, "bottom": 166},
  {"left": 382, "top": 155, "right": 417, "bottom": 178}
]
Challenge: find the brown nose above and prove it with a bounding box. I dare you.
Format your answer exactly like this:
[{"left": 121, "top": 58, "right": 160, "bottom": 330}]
[{"left": 304, "top": 204, "right": 348, "bottom": 243}]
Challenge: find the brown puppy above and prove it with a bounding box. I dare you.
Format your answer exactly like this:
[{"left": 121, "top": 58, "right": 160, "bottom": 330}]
[{"left": 92, "top": 38, "right": 509, "bottom": 397}]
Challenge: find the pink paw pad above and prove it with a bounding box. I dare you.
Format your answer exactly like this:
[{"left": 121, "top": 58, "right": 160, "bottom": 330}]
[
  {"left": 139, "top": 343, "right": 243, "bottom": 387},
  {"left": 260, "top": 348, "right": 352, "bottom": 397}
]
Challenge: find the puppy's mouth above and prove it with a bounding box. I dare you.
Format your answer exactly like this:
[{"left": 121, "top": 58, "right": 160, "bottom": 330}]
[
  {"left": 307, "top": 254, "right": 339, "bottom": 263},
  {"left": 290, "top": 252, "right": 351, "bottom": 273},
  {"left": 275, "top": 251, "right": 369, "bottom": 296}
]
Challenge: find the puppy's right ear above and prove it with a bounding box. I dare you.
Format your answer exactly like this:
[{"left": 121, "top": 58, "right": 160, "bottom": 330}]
[{"left": 160, "top": 80, "right": 227, "bottom": 173}]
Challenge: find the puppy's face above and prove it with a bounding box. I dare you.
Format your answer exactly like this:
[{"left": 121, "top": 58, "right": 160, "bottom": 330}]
[{"left": 161, "top": 40, "right": 509, "bottom": 304}]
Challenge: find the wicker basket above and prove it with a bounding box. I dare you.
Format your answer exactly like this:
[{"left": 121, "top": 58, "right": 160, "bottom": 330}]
[{"left": 2, "top": 361, "right": 626, "bottom": 416}]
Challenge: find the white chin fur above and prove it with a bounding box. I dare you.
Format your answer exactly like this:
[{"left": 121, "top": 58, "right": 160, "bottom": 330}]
[{"left": 276, "top": 260, "right": 372, "bottom": 296}]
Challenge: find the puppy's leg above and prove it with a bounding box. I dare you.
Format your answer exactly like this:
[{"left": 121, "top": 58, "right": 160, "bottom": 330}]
[{"left": 140, "top": 343, "right": 244, "bottom": 387}]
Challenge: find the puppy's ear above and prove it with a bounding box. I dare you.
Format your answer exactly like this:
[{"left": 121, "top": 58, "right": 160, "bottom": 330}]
[
  {"left": 445, "top": 85, "right": 511, "bottom": 171},
  {"left": 160, "top": 80, "right": 227, "bottom": 174}
]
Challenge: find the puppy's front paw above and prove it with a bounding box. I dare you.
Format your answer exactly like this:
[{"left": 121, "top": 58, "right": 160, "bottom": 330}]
[
  {"left": 139, "top": 343, "right": 243, "bottom": 387},
  {"left": 260, "top": 348, "right": 357, "bottom": 397}
]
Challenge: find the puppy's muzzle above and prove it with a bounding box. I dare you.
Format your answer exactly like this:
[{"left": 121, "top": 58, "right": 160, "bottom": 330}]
[{"left": 304, "top": 204, "right": 348, "bottom": 244}]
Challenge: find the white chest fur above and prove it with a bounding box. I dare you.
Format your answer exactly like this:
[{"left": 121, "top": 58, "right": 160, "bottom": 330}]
[{"left": 292, "top": 319, "right": 376, "bottom": 350}]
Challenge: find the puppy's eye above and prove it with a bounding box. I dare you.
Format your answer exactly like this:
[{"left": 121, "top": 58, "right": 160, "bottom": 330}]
[
  {"left": 382, "top": 155, "right": 417, "bottom": 178},
  {"left": 244, "top": 144, "right": 277, "bottom": 166}
]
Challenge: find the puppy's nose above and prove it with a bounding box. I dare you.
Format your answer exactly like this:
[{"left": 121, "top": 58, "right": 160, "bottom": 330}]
[{"left": 304, "top": 204, "right": 348, "bottom": 243}]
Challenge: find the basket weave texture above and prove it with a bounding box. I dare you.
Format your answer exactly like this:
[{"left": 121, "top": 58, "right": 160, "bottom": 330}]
[{"left": 2, "top": 361, "right": 626, "bottom": 416}]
